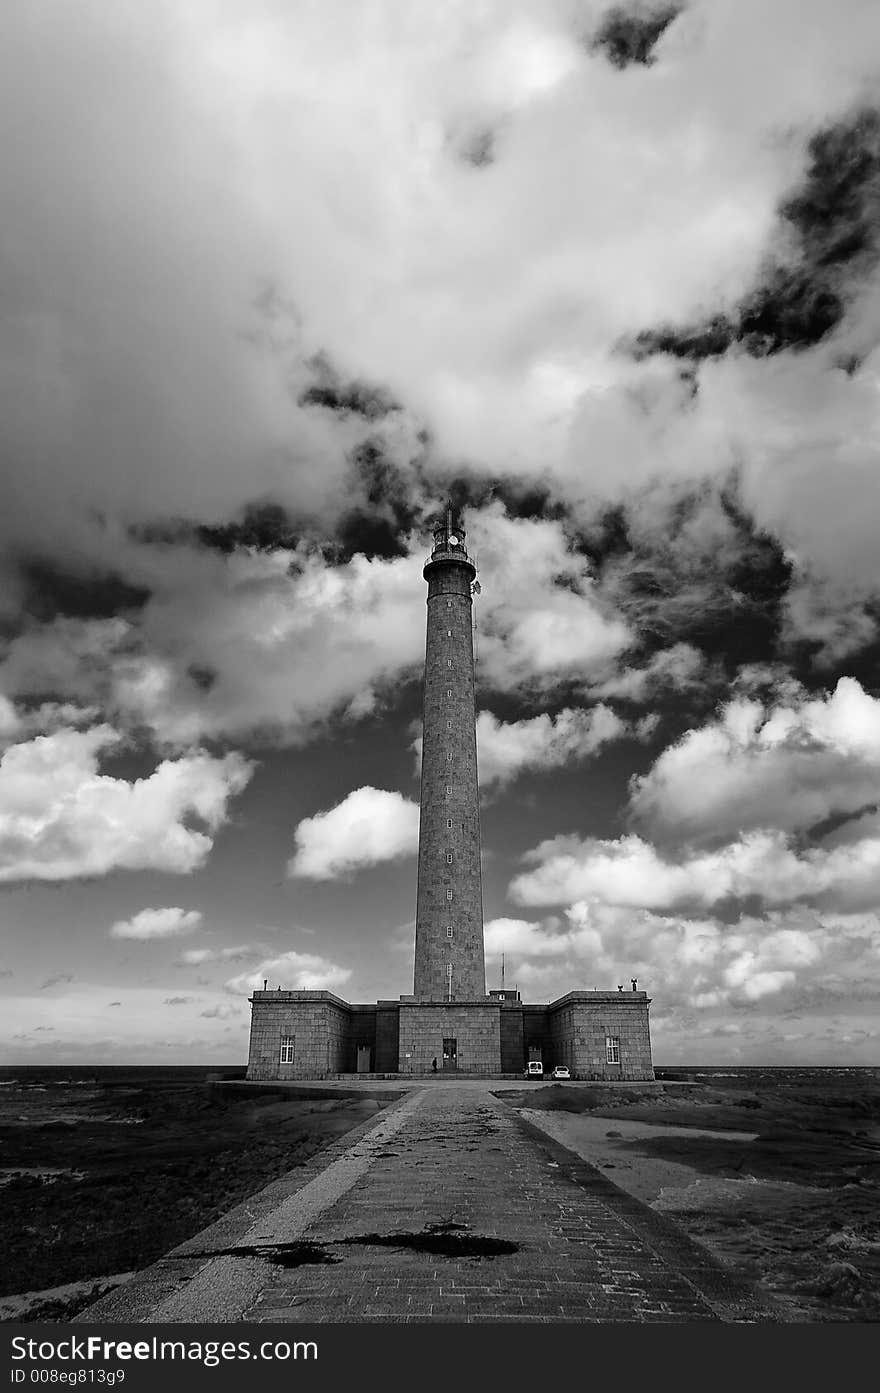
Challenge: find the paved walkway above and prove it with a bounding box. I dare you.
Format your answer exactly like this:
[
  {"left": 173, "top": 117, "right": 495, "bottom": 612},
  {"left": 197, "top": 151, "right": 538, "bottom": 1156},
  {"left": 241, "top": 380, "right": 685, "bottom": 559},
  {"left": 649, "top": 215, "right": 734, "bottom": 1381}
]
[{"left": 79, "top": 1085, "right": 777, "bottom": 1324}]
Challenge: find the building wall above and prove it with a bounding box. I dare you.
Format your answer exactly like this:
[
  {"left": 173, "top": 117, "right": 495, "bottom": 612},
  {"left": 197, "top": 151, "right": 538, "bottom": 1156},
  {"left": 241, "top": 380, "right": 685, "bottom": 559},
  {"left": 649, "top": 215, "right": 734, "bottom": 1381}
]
[
  {"left": 413, "top": 542, "right": 485, "bottom": 1001},
  {"left": 499, "top": 1003, "right": 525, "bottom": 1074},
  {"left": 375, "top": 1003, "right": 401, "bottom": 1072},
  {"left": 549, "top": 992, "right": 654, "bottom": 1080},
  {"left": 397, "top": 1002, "right": 500, "bottom": 1074},
  {"left": 246, "top": 991, "right": 653, "bottom": 1080},
  {"left": 246, "top": 991, "right": 350, "bottom": 1080}
]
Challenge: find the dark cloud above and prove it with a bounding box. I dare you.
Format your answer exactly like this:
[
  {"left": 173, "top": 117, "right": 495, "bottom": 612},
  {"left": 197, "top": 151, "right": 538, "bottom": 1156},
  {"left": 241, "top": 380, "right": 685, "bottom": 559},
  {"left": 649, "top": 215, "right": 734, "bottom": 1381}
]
[
  {"left": 163, "top": 996, "right": 193, "bottom": 1006},
  {"left": 298, "top": 352, "right": 401, "bottom": 421},
  {"left": 591, "top": 4, "right": 682, "bottom": 69},
  {"left": 332, "top": 441, "right": 424, "bottom": 563},
  {"left": 130, "top": 502, "right": 303, "bottom": 558},
  {"left": 460, "top": 129, "right": 495, "bottom": 168},
  {"left": 19, "top": 561, "right": 150, "bottom": 625},
  {"left": 578, "top": 480, "right": 793, "bottom": 673},
  {"left": 631, "top": 107, "right": 880, "bottom": 362},
  {"left": 443, "top": 476, "right": 568, "bottom": 525},
  {"left": 195, "top": 502, "right": 302, "bottom": 556},
  {"left": 187, "top": 664, "right": 217, "bottom": 694},
  {"left": 39, "top": 972, "right": 74, "bottom": 990}
]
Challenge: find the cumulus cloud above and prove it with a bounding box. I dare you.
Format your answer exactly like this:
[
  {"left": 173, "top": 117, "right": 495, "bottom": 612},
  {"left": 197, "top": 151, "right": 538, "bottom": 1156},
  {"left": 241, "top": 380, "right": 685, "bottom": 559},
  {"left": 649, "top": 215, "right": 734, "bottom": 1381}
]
[
  {"left": 510, "top": 826, "right": 880, "bottom": 914},
  {"left": 0, "top": 548, "right": 426, "bottom": 749},
  {"left": 0, "top": 725, "right": 252, "bottom": 881},
  {"left": 630, "top": 677, "right": 880, "bottom": 848},
  {"left": 485, "top": 899, "right": 880, "bottom": 1021},
  {"left": 226, "top": 950, "right": 352, "bottom": 994},
  {"left": 288, "top": 786, "right": 420, "bottom": 880},
  {"left": 110, "top": 907, "right": 203, "bottom": 941},
  {"left": 476, "top": 703, "right": 626, "bottom": 788},
  {"left": 469, "top": 507, "right": 632, "bottom": 692}
]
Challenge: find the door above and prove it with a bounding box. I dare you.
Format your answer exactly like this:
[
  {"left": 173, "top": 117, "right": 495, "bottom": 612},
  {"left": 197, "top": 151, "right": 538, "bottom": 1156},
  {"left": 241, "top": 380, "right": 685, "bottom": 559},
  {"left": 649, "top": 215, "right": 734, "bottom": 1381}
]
[
  {"left": 356, "top": 1045, "right": 371, "bottom": 1074},
  {"left": 442, "top": 1037, "right": 457, "bottom": 1071}
]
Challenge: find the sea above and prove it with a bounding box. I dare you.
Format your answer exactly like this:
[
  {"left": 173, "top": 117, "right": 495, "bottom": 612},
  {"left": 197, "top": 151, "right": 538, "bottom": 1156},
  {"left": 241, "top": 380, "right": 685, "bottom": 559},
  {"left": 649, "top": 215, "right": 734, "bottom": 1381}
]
[{"left": 1, "top": 1060, "right": 878, "bottom": 1108}]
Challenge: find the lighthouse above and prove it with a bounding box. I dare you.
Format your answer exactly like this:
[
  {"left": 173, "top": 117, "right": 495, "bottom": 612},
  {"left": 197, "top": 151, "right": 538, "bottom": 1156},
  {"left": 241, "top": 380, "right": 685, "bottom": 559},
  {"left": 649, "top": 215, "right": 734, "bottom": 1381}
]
[
  {"left": 413, "top": 506, "right": 486, "bottom": 1001},
  {"left": 245, "top": 498, "right": 654, "bottom": 1081}
]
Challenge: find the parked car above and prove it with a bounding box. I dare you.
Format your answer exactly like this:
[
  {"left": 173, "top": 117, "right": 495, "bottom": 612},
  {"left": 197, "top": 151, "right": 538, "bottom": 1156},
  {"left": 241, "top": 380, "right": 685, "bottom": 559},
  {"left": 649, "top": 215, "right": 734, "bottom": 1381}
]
[
  {"left": 523, "top": 1061, "right": 544, "bottom": 1078},
  {"left": 550, "top": 1065, "right": 571, "bottom": 1080}
]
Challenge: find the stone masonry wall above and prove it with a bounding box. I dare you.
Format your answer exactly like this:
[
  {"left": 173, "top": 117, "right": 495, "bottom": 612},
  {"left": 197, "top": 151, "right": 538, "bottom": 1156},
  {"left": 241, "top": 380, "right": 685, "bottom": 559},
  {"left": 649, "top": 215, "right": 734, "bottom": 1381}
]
[
  {"left": 246, "top": 991, "right": 351, "bottom": 1080},
  {"left": 413, "top": 545, "right": 485, "bottom": 1000},
  {"left": 499, "top": 1003, "right": 525, "bottom": 1074},
  {"left": 397, "top": 1002, "right": 500, "bottom": 1074},
  {"left": 548, "top": 993, "right": 654, "bottom": 1080},
  {"left": 374, "top": 1004, "right": 401, "bottom": 1073}
]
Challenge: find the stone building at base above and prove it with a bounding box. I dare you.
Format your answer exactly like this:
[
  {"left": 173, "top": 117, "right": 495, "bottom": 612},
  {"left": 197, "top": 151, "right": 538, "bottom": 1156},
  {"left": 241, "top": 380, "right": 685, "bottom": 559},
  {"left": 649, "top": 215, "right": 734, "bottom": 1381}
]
[
  {"left": 246, "top": 988, "right": 653, "bottom": 1081},
  {"left": 246, "top": 508, "right": 654, "bottom": 1082}
]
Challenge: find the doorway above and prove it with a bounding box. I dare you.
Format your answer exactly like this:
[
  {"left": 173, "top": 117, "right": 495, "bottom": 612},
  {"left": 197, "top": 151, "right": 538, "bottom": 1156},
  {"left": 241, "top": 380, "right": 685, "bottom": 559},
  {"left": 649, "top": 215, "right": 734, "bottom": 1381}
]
[
  {"left": 356, "top": 1045, "right": 372, "bottom": 1074},
  {"left": 442, "top": 1037, "right": 457, "bottom": 1071}
]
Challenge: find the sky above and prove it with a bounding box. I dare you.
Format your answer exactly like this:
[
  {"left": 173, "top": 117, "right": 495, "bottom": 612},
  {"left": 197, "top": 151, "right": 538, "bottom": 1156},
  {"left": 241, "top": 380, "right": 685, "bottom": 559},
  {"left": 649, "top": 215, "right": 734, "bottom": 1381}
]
[{"left": 2, "top": 0, "right": 880, "bottom": 1066}]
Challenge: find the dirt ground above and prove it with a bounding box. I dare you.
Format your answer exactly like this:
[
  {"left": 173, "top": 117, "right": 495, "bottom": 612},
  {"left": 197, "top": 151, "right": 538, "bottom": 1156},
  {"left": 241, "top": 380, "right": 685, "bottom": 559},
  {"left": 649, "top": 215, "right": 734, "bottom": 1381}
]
[{"left": 500, "top": 1076, "right": 880, "bottom": 1322}]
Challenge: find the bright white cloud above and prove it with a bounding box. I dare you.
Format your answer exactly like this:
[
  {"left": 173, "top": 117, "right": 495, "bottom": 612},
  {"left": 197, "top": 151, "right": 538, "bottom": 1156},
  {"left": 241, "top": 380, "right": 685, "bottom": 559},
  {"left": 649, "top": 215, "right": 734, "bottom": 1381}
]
[
  {"left": 631, "top": 677, "right": 880, "bottom": 848},
  {"left": 0, "top": 548, "right": 426, "bottom": 750},
  {"left": 110, "top": 907, "right": 203, "bottom": 940},
  {"left": 226, "top": 950, "right": 352, "bottom": 994},
  {"left": 476, "top": 703, "right": 625, "bottom": 787},
  {"left": 287, "top": 786, "right": 420, "bottom": 880},
  {"left": 469, "top": 506, "right": 632, "bottom": 691},
  {"left": 177, "top": 944, "right": 256, "bottom": 965},
  {"left": 484, "top": 898, "right": 880, "bottom": 1025},
  {"left": 0, "top": 725, "right": 252, "bottom": 881},
  {"left": 510, "top": 825, "right": 880, "bottom": 914}
]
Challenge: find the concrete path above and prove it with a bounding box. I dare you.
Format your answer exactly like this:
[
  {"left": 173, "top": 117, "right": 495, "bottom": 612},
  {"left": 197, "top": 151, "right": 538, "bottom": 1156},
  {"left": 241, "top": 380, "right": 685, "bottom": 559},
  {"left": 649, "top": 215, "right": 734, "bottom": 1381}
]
[{"left": 78, "top": 1085, "right": 777, "bottom": 1325}]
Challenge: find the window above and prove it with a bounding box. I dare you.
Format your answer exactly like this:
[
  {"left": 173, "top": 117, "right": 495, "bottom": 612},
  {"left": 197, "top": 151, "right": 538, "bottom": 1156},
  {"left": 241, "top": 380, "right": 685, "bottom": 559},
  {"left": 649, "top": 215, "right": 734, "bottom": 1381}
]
[
  {"left": 447, "top": 629, "right": 452, "bottom": 636},
  {"left": 445, "top": 784, "right": 452, "bottom": 795},
  {"left": 447, "top": 688, "right": 452, "bottom": 697},
  {"left": 447, "top": 659, "right": 453, "bottom": 668},
  {"left": 447, "top": 752, "right": 454, "bottom": 761},
  {"left": 605, "top": 1036, "right": 620, "bottom": 1065},
  {"left": 447, "top": 600, "right": 453, "bottom": 608},
  {"left": 446, "top": 818, "right": 453, "bottom": 828},
  {"left": 446, "top": 926, "right": 454, "bottom": 937},
  {"left": 446, "top": 720, "right": 452, "bottom": 729},
  {"left": 446, "top": 963, "right": 453, "bottom": 977},
  {"left": 279, "top": 1035, "right": 295, "bottom": 1064},
  {"left": 446, "top": 852, "right": 453, "bottom": 864},
  {"left": 446, "top": 888, "right": 453, "bottom": 900}
]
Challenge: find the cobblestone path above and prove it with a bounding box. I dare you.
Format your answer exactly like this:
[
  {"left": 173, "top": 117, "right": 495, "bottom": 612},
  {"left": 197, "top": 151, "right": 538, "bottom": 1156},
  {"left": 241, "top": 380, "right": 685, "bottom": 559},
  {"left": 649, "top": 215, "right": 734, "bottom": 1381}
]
[{"left": 81, "top": 1084, "right": 776, "bottom": 1324}]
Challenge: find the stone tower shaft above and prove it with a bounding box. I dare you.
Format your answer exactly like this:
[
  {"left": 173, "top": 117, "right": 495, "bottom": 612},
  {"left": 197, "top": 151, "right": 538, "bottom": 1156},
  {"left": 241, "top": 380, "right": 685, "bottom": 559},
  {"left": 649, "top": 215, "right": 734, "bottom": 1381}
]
[{"left": 413, "top": 508, "right": 486, "bottom": 1001}]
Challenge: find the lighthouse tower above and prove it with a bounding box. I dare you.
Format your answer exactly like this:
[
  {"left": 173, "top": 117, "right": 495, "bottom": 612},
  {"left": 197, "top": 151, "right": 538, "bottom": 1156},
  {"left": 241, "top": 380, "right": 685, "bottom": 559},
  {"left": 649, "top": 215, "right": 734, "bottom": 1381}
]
[
  {"left": 245, "top": 495, "right": 654, "bottom": 1081},
  {"left": 413, "top": 506, "right": 486, "bottom": 1001}
]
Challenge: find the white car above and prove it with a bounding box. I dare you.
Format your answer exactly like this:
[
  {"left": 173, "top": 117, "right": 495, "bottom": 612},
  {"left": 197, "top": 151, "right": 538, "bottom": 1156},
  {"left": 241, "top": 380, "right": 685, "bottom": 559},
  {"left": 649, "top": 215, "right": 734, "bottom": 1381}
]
[
  {"left": 523, "top": 1061, "right": 544, "bottom": 1078},
  {"left": 550, "top": 1065, "right": 571, "bottom": 1080}
]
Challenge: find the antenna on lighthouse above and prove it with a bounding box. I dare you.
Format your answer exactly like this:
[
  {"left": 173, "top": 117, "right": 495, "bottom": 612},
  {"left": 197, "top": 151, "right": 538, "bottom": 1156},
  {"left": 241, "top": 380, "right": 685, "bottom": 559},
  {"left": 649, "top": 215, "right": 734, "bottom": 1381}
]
[{"left": 501, "top": 953, "right": 505, "bottom": 990}]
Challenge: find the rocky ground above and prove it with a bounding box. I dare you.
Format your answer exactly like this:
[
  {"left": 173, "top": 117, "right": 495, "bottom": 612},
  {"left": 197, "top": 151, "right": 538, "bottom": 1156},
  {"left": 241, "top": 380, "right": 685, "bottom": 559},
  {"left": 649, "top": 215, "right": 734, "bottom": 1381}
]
[{"left": 0, "top": 1079, "right": 397, "bottom": 1321}]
